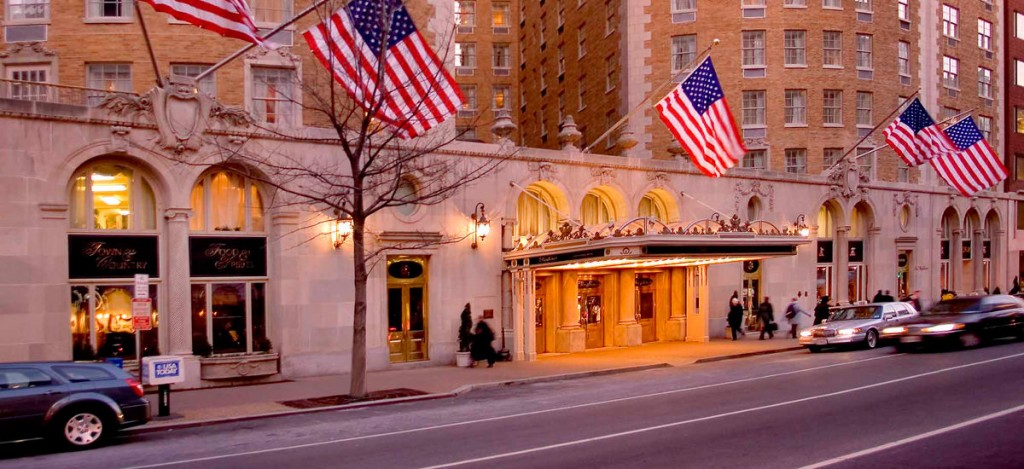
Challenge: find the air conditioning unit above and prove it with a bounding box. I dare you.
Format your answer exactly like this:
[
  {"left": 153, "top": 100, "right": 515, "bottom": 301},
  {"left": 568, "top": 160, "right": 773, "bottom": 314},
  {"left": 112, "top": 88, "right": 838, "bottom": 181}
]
[
  {"left": 741, "top": 8, "right": 765, "bottom": 19},
  {"left": 494, "top": 68, "right": 510, "bottom": 76},
  {"left": 857, "top": 69, "right": 873, "bottom": 80},
  {"left": 947, "top": 88, "right": 958, "bottom": 98},
  {"left": 457, "top": 26, "right": 474, "bottom": 34},
  {"left": 857, "top": 12, "right": 872, "bottom": 23},
  {"left": 900, "top": 20, "right": 910, "bottom": 31},
  {"left": 492, "top": 26, "right": 510, "bottom": 35},
  {"left": 456, "top": 67, "right": 475, "bottom": 76},
  {"left": 985, "top": 51, "right": 993, "bottom": 60},
  {"left": 671, "top": 12, "right": 695, "bottom": 24},
  {"left": 457, "top": 110, "right": 477, "bottom": 118},
  {"left": 4, "top": 24, "right": 46, "bottom": 42},
  {"left": 742, "top": 68, "right": 766, "bottom": 79},
  {"left": 946, "top": 37, "right": 958, "bottom": 47},
  {"left": 900, "top": 75, "right": 911, "bottom": 86}
]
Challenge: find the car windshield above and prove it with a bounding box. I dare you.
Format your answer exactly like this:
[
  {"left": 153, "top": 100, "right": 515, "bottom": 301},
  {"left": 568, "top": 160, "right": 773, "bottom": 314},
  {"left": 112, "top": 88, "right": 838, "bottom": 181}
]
[
  {"left": 828, "top": 306, "right": 880, "bottom": 321},
  {"left": 924, "top": 298, "right": 981, "bottom": 315}
]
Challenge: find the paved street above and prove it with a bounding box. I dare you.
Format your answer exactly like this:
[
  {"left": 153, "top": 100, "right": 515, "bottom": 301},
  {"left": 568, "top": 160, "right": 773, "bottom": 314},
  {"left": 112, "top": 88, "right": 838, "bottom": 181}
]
[{"left": 3, "top": 341, "right": 1024, "bottom": 468}]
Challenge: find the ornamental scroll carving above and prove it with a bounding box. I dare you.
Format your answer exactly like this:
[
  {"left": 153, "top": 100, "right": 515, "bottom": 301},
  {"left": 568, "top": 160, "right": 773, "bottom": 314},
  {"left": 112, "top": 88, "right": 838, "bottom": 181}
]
[
  {"left": 826, "top": 159, "right": 869, "bottom": 201},
  {"left": 734, "top": 180, "right": 775, "bottom": 214},
  {"left": 591, "top": 166, "right": 616, "bottom": 185},
  {"left": 646, "top": 172, "right": 670, "bottom": 189},
  {"left": 892, "top": 192, "right": 920, "bottom": 217},
  {"left": 527, "top": 161, "right": 558, "bottom": 181}
]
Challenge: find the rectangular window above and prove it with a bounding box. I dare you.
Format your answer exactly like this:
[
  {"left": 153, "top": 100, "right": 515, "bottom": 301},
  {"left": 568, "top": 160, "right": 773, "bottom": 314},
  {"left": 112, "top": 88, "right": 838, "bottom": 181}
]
[
  {"left": 942, "top": 4, "right": 959, "bottom": 39},
  {"left": 855, "top": 34, "right": 872, "bottom": 69},
  {"left": 823, "top": 0, "right": 841, "bottom": 8},
  {"left": 977, "top": 115, "right": 992, "bottom": 141},
  {"left": 671, "top": 35, "right": 697, "bottom": 73},
  {"left": 493, "top": 43, "right": 510, "bottom": 69},
  {"left": 823, "top": 31, "right": 842, "bottom": 67},
  {"left": 492, "top": 2, "right": 510, "bottom": 29},
  {"left": 493, "top": 85, "right": 510, "bottom": 110},
  {"left": 856, "top": 91, "right": 872, "bottom": 128},
  {"left": 86, "top": 63, "right": 131, "bottom": 105},
  {"left": 462, "top": 85, "right": 477, "bottom": 112},
  {"left": 742, "top": 90, "right": 766, "bottom": 127},
  {"left": 1017, "top": 60, "right": 1024, "bottom": 87},
  {"left": 605, "top": 56, "right": 616, "bottom": 91},
  {"left": 784, "top": 30, "right": 806, "bottom": 67},
  {"left": 978, "top": 67, "right": 993, "bottom": 99},
  {"left": 6, "top": 0, "right": 49, "bottom": 20},
  {"left": 605, "top": 2, "right": 615, "bottom": 35},
  {"left": 540, "top": 63, "right": 547, "bottom": 91},
  {"left": 578, "top": 81, "right": 586, "bottom": 111},
  {"left": 170, "top": 63, "right": 215, "bottom": 97},
  {"left": 191, "top": 283, "right": 267, "bottom": 355},
  {"left": 86, "top": 0, "right": 132, "bottom": 19},
  {"left": 455, "top": 42, "right": 476, "bottom": 68},
  {"left": 6, "top": 65, "right": 48, "bottom": 100},
  {"left": 742, "top": 30, "right": 766, "bottom": 67},
  {"left": 897, "top": 160, "right": 910, "bottom": 182},
  {"left": 557, "top": 48, "right": 565, "bottom": 76},
  {"left": 1018, "top": 13, "right": 1024, "bottom": 40},
  {"left": 743, "top": 149, "right": 767, "bottom": 169},
  {"left": 898, "top": 41, "right": 910, "bottom": 77},
  {"left": 978, "top": 19, "right": 992, "bottom": 50},
  {"left": 74, "top": 285, "right": 160, "bottom": 361},
  {"left": 784, "top": 89, "right": 806, "bottom": 126},
  {"left": 1017, "top": 155, "right": 1024, "bottom": 181},
  {"left": 857, "top": 147, "right": 874, "bottom": 177},
  {"left": 943, "top": 56, "right": 959, "bottom": 89},
  {"left": 672, "top": 0, "right": 696, "bottom": 23},
  {"left": 824, "top": 148, "right": 843, "bottom": 167},
  {"left": 784, "top": 0, "right": 806, "bottom": 6},
  {"left": 941, "top": 107, "right": 959, "bottom": 122},
  {"left": 854, "top": 0, "right": 870, "bottom": 11},
  {"left": 455, "top": 1, "right": 475, "bottom": 30},
  {"left": 250, "top": 67, "right": 294, "bottom": 125},
  {"left": 823, "top": 89, "right": 843, "bottom": 125},
  {"left": 578, "top": 28, "right": 587, "bottom": 58},
  {"left": 785, "top": 148, "right": 807, "bottom": 174},
  {"left": 898, "top": 0, "right": 909, "bottom": 21}
]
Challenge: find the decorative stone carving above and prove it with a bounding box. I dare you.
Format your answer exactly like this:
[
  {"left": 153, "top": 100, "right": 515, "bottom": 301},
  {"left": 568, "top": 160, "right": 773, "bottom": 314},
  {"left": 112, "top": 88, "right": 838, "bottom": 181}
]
[
  {"left": 647, "top": 172, "right": 669, "bottom": 189},
  {"left": 591, "top": 166, "right": 616, "bottom": 185},
  {"left": 826, "top": 158, "right": 870, "bottom": 201},
  {"left": 893, "top": 191, "right": 920, "bottom": 217},
  {"left": 100, "top": 93, "right": 153, "bottom": 116},
  {"left": 616, "top": 128, "right": 638, "bottom": 156},
  {"left": 491, "top": 109, "right": 517, "bottom": 144},
  {"left": 0, "top": 42, "right": 57, "bottom": 58},
  {"left": 734, "top": 180, "right": 775, "bottom": 214},
  {"left": 110, "top": 125, "right": 131, "bottom": 154},
  {"left": 667, "top": 142, "right": 685, "bottom": 159},
  {"left": 200, "top": 354, "right": 279, "bottom": 380},
  {"left": 210, "top": 102, "right": 253, "bottom": 128},
  {"left": 557, "top": 115, "right": 582, "bottom": 150}
]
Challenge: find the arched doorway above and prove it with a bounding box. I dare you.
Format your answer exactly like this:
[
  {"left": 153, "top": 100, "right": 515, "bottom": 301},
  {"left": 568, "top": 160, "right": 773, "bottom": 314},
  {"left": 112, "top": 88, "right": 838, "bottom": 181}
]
[
  {"left": 940, "top": 208, "right": 960, "bottom": 293},
  {"left": 963, "top": 209, "right": 982, "bottom": 293},
  {"left": 815, "top": 202, "right": 840, "bottom": 302},
  {"left": 515, "top": 182, "right": 569, "bottom": 354},
  {"left": 984, "top": 210, "right": 1000, "bottom": 292},
  {"left": 848, "top": 202, "right": 872, "bottom": 303}
]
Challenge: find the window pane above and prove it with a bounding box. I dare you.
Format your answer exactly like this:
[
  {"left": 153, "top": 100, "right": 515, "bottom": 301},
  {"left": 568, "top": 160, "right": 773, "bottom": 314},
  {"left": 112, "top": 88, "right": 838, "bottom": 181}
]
[
  {"left": 209, "top": 172, "right": 245, "bottom": 231},
  {"left": 250, "top": 183, "right": 264, "bottom": 231},
  {"left": 170, "top": 63, "right": 215, "bottom": 96},
  {"left": 212, "top": 283, "right": 247, "bottom": 354},
  {"left": 251, "top": 67, "right": 293, "bottom": 124},
  {"left": 823, "top": 31, "right": 842, "bottom": 66},
  {"left": 191, "top": 284, "right": 209, "bottom": 355},
  {"left": 94, "top": 285, "right": 135, "bottom": 360},
  {"left": 388, "top": 288, "right": 404, "bottom": 332},
  {"left": 87, "top": 0, "right": 132, "bottom": 18},
  {"left": 71, "top": 286, "right": 92, "bottom": 360},
  {"left": 91, "top": 164, "right": 133, "bottom": 230},
  {"left": 251, "top": 283, "right": 268, "bottom": 351},
  {"left": 190, "top": 179, "right": 205, "bottom": 231}
]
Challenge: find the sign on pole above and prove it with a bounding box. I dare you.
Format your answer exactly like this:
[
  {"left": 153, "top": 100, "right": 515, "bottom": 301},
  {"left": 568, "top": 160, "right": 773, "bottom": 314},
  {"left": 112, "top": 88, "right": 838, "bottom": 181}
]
[
  {"left": 132, "top": 298, "right": 152, "bottom": 331},
  {"left": 134, "top": 274, "right": 149, "bottom": 299}
]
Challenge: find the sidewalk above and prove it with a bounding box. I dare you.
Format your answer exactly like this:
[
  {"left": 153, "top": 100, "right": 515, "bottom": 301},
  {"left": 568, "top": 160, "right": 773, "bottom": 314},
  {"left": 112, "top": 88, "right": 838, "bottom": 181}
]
[{"left": 139, "top": 337, "right": 802, "bottom": 431}]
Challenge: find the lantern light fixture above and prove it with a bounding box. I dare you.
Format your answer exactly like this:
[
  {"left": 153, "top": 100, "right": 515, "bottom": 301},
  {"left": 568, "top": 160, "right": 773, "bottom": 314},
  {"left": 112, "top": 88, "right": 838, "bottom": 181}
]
[
  {"left": 794, "top": 214, "right": 810, "bottom": 237},
  {"left": 332, "top": 212, "right": 353, "bottom": 249},
  {"left": 471, "top": 203, "right": 490, "bottom": 249}
]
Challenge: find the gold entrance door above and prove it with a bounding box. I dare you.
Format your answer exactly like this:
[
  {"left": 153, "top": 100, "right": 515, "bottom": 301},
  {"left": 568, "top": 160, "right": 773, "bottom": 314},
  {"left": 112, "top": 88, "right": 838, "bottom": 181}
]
[
  {"left": 535, "top": 278, "right": 546, "bottom": 354},
  {"left": 386, "top": 257, "right": 428, "bottom": 363},
  {"left": 578, "top": 276, "right": 604, "bottom": 349},
  {"left": 636, "top": 274, "right": 656, "bottom": 343}
]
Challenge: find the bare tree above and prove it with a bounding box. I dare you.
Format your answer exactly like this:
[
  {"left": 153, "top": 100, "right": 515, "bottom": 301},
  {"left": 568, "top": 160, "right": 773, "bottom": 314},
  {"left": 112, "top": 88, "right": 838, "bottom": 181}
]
[{"left": 179, "top": 1, "right": 508, "bottom": 397}]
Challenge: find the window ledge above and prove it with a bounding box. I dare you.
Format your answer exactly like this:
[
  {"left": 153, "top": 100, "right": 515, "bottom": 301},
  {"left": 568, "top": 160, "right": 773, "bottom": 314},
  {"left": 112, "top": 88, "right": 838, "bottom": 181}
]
[
  {"left": 823, "top": 65, "right": 844, "bottom": 69},
  {"left": 823, "top": 123, "right": 844, "bottom": 128},
  {"left": 84, "top": 17, "right": 133, "bottom": 24},
  {"left": 784, "top": 64, "right": 808, "bottom": 69},
  {"left": 3, "top": 19, "right": 51, "bottom": 26},
  {"left": 784, "top": 124, "right": 808, "bottom": 128}
]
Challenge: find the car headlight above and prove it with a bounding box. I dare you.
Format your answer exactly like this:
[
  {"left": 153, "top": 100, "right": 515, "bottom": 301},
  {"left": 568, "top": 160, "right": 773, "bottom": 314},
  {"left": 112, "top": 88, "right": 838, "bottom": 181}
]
[
  {"left": 882, "top": 326, "right": 906, "bottom": 334},
  {"left": 837, "top": 328, "right": 861, "bottom": 336},
  {"left": 922, "top": 323, "right": 965, "bottom": 333},
  {"left": 799, "top": 330, "right": 812, "bottom": 337}
]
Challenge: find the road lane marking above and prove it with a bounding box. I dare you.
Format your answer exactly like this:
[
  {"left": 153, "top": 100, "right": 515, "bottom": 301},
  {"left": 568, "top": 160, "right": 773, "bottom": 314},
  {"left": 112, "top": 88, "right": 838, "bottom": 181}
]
[
  {"left": 798, "top": 403, "right": 1024, "bottom": 469},
  {"left": 124, "top": 353, "right": 905, "bottom": 469},
  {"left": 419, "top": 351, "right": 1024, "bottom": 469}
]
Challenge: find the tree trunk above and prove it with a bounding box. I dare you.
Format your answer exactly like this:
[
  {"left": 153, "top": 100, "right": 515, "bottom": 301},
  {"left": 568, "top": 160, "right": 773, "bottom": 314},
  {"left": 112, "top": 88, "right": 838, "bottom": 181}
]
[{"left": 349, "top": 215, "right": 368, "bottom": 398}]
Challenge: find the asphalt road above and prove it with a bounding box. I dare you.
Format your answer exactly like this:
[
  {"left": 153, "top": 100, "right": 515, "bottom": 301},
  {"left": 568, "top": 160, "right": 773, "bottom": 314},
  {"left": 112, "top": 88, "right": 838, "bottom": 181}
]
[{"left": 4, "top": 340, "right": 1024, "bottom": 469}]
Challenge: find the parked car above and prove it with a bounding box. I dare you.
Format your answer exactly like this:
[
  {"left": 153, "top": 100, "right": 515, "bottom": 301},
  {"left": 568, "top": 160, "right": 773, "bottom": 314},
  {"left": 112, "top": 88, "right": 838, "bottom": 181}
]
[
  {"left": 799, "top": 302, "right": 919, "bottom": 352},
  {"left": 883, "top": 295, "right": 1024, "bottom": 351},
  {"left": 0, "top": 362, "right": 149, "bottom": 449}
]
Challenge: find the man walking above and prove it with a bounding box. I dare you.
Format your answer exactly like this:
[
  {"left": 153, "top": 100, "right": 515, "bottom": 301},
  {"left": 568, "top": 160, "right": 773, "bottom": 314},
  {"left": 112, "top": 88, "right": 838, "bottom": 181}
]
[
  {"left": 814, "top": 296, "right": 831, "bottom": 325},
  {"left": 784, "top": 297, "right": 810, "bottom": 339},
  {"left": 758, "top": 297, "right": 775, "bottom": 340}
]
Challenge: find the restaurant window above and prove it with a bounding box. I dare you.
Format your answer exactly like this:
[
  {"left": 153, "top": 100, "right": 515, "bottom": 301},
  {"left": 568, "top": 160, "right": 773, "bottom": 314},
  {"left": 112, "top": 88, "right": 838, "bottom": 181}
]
[
  {"left": 72, "top": 284, "right": 160, "bottom": 362},
  {"left": 189, "top": 170, "right": 265, "bottom": 232},
  {"left": 581, "top": 190, "right": 616, "bottom": 226},
  {"left": 191, "top": 282, "right": 268, "bottom": 355},
  {"left": 70, "top": 163, "right": 156, "bottom": 231},
  {"left": 516, "top": 185, "right": 562, "bottom": 237}
]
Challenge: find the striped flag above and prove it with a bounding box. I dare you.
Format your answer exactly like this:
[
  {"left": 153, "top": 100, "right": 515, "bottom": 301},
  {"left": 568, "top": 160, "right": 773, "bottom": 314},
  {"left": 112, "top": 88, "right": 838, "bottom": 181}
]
[
  {"left": 883, "top": 98, "right": 957, "bottom": 166},
  {"left": 931, "top": 117, "right": 1007, "bottom": 196},
  {"left": 655, "top": 57, "right": 745, "bottom": 177},
  {"left": 303, "top": 0, "right": 463, "bottom": 139},
  {"left": 140, "top": 0, "right": 266, "bottom": 47}
]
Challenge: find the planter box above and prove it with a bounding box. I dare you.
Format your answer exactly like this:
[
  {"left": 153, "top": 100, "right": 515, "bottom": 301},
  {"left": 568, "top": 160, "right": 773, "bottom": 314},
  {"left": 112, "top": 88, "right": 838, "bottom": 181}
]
[{"left": 200, "top": 353, "right": 279, "bottom": 380}]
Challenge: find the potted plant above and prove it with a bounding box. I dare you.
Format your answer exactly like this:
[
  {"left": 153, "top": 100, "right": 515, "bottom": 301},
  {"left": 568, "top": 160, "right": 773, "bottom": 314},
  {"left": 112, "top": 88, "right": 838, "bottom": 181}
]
[{"left": 456, "top": 303, "right": 474, "bottom": 367}]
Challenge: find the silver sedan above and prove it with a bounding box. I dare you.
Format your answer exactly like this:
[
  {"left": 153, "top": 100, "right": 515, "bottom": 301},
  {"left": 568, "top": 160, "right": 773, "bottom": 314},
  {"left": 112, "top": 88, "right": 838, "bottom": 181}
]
[{"left": 799, "top": 302, "right": 919, "bottom": 352}]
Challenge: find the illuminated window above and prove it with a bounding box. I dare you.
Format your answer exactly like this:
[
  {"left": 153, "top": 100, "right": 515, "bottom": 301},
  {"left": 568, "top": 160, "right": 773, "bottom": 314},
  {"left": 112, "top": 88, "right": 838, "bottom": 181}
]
[
  {"left": 70, "top": 163, "right": 156, "bottom": 231},
  {"left": 189, "top": 171, "right": 265, "bottom": 232}
]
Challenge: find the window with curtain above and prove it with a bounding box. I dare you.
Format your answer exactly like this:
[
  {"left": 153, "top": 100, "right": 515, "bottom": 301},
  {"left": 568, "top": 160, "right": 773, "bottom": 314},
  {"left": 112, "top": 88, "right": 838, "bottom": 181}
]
[
  {"left": 638, "top": 194, "right": 667, "bottom": 222},
  {"left": 70, "top": 163, "right": 156, "bottom": 231},
  {"left": 190, "top": 171, "right": 265, "bottom": 232},
  {"left": 581, "top": 192, "right": 614, "bottom": 226}
]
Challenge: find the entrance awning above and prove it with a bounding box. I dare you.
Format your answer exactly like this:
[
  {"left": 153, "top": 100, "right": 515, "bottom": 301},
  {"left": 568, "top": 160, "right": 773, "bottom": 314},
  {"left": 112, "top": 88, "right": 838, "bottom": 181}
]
[{"left": 505, "top": 216, "right": 811, "bottom": 271}]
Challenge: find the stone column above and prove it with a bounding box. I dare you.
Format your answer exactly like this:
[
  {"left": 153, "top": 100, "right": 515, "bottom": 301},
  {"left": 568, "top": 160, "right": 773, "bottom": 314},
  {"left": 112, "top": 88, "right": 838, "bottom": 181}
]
[
  {"left": 614, "top": 269, "right": 641, "bottom": 346},
  {"left": 665, "top": 267, "right": 686, "bottom": 340},
  {"left": 993, "top": 228, "right": 1005, "bottom": 290},
  {"left": 973, "top": 229, "right": 985, "bottom": 291},
  {"left": 835, "top": 227, "right": 850, "bottom": 304},
  {"left": 867, "top": 227, "right": 881, "bottom": 295},
  {"left": 685, "top": 266, "right": 710, "bottom": 343},
  {"left": 511, "top": 270, "right": 526, "bottom": 361},
  {"left": 164, "top": 208, "right": 192, "bottom": 356},
  {"left": 522, "top": 269, "right": 537, "bottom": 361},
  {"left": 951, "top": 229, "right": 963, "bottom": 294},
  {"left": 556, "top": 271, "right": 585, "bottom": 352}
]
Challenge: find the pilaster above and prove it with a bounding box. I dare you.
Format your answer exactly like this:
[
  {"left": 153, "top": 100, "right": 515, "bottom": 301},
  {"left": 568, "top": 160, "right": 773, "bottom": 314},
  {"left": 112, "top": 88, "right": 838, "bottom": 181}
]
[{"left": 164, "top": 208, "right": 192, "bottom": 356}]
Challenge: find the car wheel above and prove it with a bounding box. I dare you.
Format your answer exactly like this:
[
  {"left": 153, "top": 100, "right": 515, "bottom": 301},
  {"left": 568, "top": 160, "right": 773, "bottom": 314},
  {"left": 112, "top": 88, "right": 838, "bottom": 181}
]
[
  {"left": 52, "top": 407, "right": 111, "bottom": 449},
  {"left": 959, "top": 332, "right": 981, "bottom": 349},
  {"left": 807, "top": 346, "right": 822, "bottom": 353},
  {"left": 864, "top": 330, "right": 879, "bottom": 349}
]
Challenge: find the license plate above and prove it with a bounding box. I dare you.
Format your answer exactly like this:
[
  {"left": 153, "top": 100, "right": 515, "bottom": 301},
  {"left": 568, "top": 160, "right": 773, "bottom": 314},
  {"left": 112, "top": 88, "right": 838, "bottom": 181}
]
[
  {"left": 814, "top": 339, "right": 827, "bottom": 345},
  {"left": 901, "top": 336, "right": 922, "bottom": 343}
]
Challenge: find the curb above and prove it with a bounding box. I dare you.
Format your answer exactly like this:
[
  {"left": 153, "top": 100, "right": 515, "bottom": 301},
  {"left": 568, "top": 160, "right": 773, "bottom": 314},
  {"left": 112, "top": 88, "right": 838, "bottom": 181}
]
[{"left": 693, "top": 346, "right": 804, "bottom": 364}]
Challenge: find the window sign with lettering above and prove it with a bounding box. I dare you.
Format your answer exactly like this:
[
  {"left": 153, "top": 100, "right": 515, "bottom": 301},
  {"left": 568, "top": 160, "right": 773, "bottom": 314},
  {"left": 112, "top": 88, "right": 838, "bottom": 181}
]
[
  {"left": 68, "top": 235, "right": 159, "bottom": 279},
  {"left": 983, "top": 241, "right": 991, "bottom": 259},
  {"left": 189, "top": 237, "right": 267, "bottom": 277},
  {"left": 848, "top": 240, "right": 864, "bottom": 263},
  {"left": 962, "top": 240, "right": 972, "bottom": 260},
  {"left": 940, "top": 240, "right": 950, "bottom": 260},
  {"left": 816, "top": 240, "right": 833, "bottom": 264}
]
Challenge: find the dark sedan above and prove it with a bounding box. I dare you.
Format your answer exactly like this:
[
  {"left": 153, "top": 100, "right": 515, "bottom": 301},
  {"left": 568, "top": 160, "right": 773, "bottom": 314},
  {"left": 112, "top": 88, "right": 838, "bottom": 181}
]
[
  {"left": 885, "top": 295, "right": 1024, "bottom": 351},
  {"left": 0, "top": 362, "right": 150, "bottom": 449}
]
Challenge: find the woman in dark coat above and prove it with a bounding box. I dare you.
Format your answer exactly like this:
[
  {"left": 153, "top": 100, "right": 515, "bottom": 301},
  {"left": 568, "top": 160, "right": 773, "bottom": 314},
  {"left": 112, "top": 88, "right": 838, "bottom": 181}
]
[
  {"left": 813, "top": 296, "right": 831, "bottom": 325},
  {"left": 758, "top": 297, "right": 775, "bottom": 340},
  {"left": 471, "top": 318, "right": 498, "bottom": 367},
  {"left": 727, "top": 293, "right": 745, "bottom": 341}
]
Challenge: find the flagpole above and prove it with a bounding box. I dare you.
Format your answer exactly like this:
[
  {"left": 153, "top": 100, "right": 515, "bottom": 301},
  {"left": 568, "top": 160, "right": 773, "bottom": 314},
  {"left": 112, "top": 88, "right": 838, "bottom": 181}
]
[
  {"left": 582, "top": 38, "right": 721, "bottom": 154},
  {"left": 852, "top": 108, "right": 977, "bottom": 160},
  {"left": 134, "top": 0, "right": 164, "bottom": 87},
  {"left": 195, "top": 0, "right": 333, "bottom": 82},
  {"left": 821, "top": 90, "right": 921, "bottom": 174}
]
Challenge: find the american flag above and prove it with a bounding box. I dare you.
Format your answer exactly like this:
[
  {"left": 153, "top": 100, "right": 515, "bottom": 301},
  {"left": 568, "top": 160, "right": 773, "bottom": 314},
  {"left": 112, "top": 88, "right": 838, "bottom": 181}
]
[
  {"left": 140, "top": 0, "right": 266, "bottom": 47},
  {"left": 655, "top": 57, "right": 745, "bottom": 177},
  {"left": 883, "top": 98, "right": 957, "bottom": 166},
  {"left": 930, "top": 117, "right": 1007, "bottom": 196},
  {"left": 303, "top": 0, "right": 463, "bottom": 139}
]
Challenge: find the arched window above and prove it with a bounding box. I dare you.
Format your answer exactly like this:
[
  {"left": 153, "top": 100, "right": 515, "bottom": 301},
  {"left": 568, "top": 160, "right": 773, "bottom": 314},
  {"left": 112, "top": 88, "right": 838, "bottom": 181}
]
[
  {"left": 817, "top": 205, "right": 834, "bottom": 238},
  {"left": 581, "top": 191, "right": 615, "bottom": 226},
  {"left": 638, "top": 194, "right": 667, "bottom": 222},
  {"left": 190, "top": 171, "right": 265, "bottom": 232},
  {"left": 517, "top": 186, "right": 560, "bottom": 237},
  {"left": 70, "top": 163, "right": 156, "bottom": 230},
  {"left": 746, "top": 197, "right": 763, "bottom": 221},
  {"left": 394, "top": 178, "right": 418, "bottom": 217}
]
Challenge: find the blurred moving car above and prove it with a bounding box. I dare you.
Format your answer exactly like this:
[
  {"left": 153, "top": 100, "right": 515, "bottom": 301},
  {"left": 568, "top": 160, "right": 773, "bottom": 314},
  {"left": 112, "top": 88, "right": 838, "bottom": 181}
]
[
  {"left": 799, "top": 302, "right": 919, "bottom": 352},
  {"left": 0, "top": 362, "right": 149, "bottom": 449},
  {"left": 883, "top": 295, "right": 1024, "bottom": 351}
]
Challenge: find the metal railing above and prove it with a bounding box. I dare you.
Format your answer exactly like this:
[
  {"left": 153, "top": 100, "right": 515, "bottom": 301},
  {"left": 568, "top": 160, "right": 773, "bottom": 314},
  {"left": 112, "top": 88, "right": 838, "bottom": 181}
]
[{"left": 0, "top": 78, "right": 139, "bottom": 108}]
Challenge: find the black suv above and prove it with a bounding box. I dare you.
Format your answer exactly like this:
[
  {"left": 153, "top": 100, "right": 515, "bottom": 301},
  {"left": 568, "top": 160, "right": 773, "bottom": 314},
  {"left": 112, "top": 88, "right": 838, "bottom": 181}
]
[{"left": 0, "top": 362, "right": 150, "bottom": 449}]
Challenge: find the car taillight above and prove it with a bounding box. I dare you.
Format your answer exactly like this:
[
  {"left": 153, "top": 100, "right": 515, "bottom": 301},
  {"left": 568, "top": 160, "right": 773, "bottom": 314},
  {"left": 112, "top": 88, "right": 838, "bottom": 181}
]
[{"left": 126, "top": 378, "right": 145, "bottom": 397}]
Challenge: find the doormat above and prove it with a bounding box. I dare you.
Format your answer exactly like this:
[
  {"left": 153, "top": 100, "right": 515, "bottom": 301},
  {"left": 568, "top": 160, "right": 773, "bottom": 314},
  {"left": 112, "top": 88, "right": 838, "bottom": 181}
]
[{"left": 278, "top": 388, "right": 429, "bottom": 409}]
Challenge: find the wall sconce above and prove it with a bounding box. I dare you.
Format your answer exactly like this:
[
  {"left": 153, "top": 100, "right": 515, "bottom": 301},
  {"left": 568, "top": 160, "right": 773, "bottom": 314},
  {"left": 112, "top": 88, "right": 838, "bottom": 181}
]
[
  {"left": 794, "top": 214, "right": 811, "bottom": 237},
  {"left": 331, "top": 213, "right": 353, "bottom": 249},
  {"left": 471, "top": 203, "right": 490, "bottom": 249}
]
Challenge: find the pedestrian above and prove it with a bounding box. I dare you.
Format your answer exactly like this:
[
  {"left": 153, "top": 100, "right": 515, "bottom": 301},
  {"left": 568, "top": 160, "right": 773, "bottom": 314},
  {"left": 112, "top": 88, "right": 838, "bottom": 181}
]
[
  {"left": 784, "top": 297, "right": 810, "bottom": 339},
  {"left": 727, "top": 294, "right": 745, "bottom": 340},
  {"left": 871, "top": 290, "right": 884, "bottom": 303},
  {"left": 1010, "top": 277, "right": 1020, "bottom": 295},
  {"left": 470, "top": 316, "right": 498, "bottom": 368},
  {"left": 758, "top": 297, "right": 775, "bottom": 340},
  {"left": 993, "top": 286, "right": 1002, "bottom": 295},
  {"left": 813, "top": 296, "right": 831, "bottom": 325},
  {"left": 908, "top": 290, "right": 922, "bottom": 312},
  {"left": 881, "top": 290, "right": 895, "bottom": 302}
]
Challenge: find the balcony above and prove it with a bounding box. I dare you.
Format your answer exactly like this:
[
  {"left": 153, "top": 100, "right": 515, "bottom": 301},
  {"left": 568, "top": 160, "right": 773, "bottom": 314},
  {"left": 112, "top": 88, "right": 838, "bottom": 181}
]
[{"left": 0, "top": 78, "right": 137, "bottom": 118}]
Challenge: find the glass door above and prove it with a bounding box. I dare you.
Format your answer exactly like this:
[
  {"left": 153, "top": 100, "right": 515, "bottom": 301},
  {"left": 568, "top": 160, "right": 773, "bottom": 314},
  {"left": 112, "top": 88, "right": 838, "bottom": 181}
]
[
  {"left": 535, "top": 278, "right": 546, "bottom": 353},
  {"left": 578, "top": 275, "right": 604, "bottom": 349},
  {"left": 387, "top": 257, "right": 428, "bottom": 363},
  {"left": 636, "top": 274, "right": 656, "bottom": 342}
]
